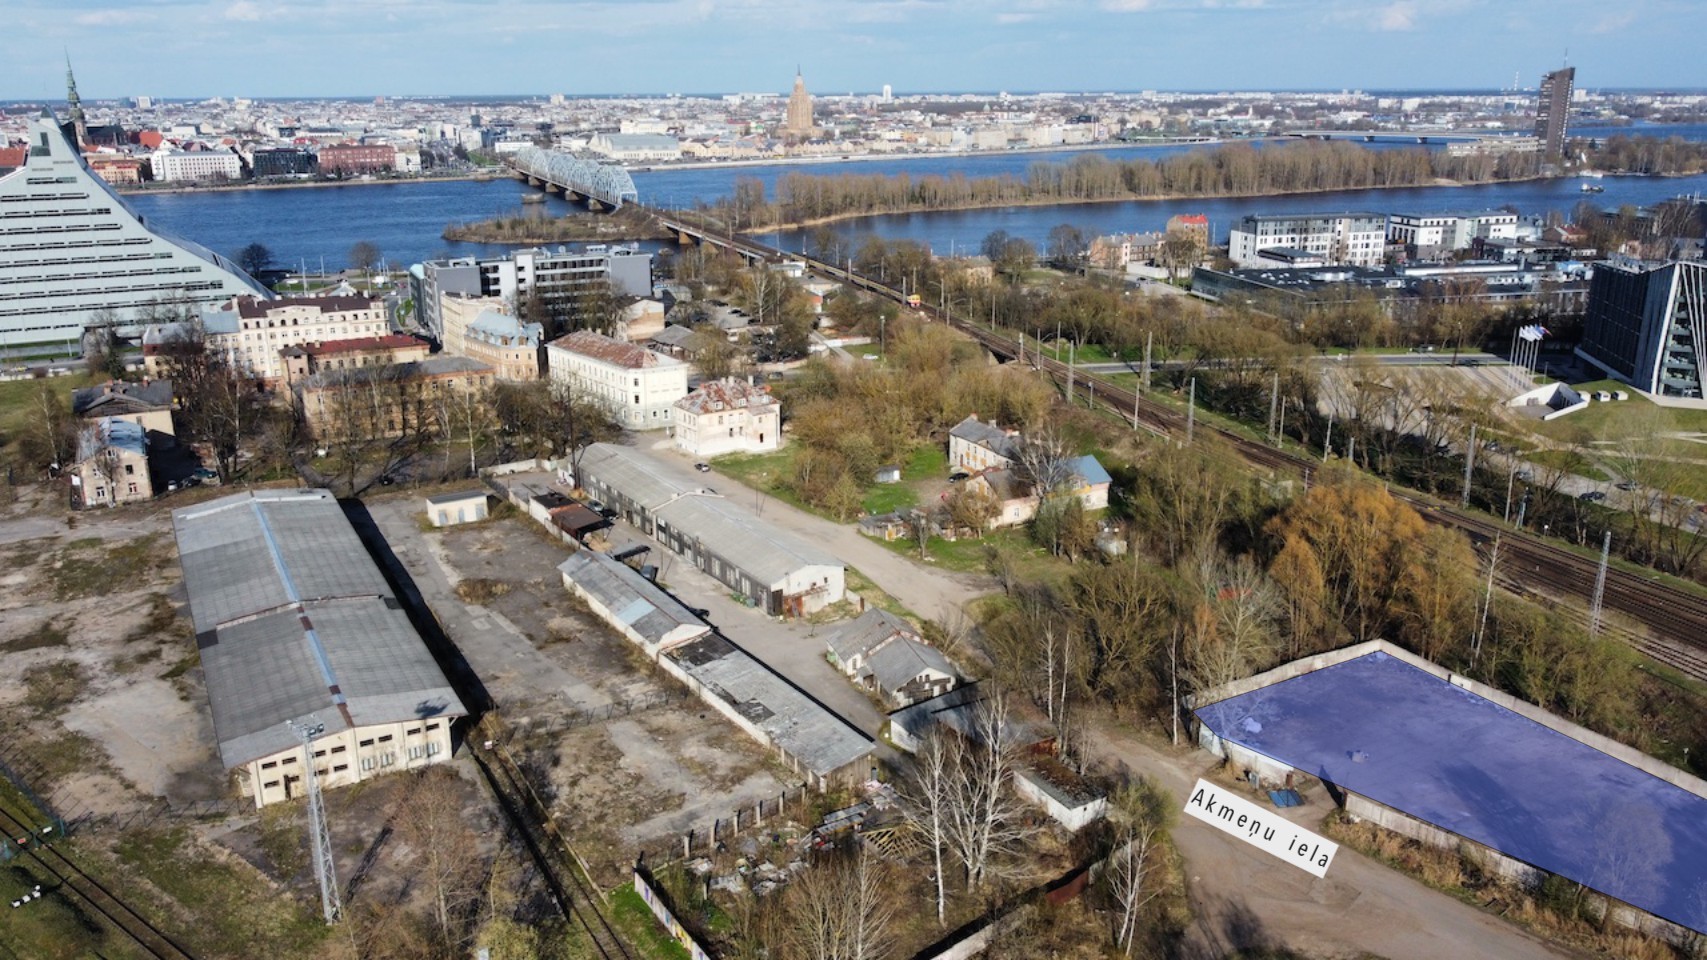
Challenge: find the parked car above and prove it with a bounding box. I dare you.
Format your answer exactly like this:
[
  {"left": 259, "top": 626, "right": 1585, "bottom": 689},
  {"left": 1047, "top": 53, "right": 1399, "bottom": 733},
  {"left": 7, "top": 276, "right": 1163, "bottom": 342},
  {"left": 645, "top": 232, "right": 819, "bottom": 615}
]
[
  {"left": 1579, "top": 490, "right": 1607, "bottom": 502},
  {"left": 695, "top": 462, "right": 711, "bottom": 473}
]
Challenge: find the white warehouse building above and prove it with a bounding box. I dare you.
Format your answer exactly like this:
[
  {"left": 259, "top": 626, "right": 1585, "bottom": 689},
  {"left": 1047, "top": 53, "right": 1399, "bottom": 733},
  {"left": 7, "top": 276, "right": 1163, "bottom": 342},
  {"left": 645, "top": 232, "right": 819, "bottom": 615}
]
[
  {"left": 1228, "top": 212, "right": 1389, "bottom": 268},
  {"left": 171, "top": 489, "right": 467, "bottom": 809},
  {"left": 576, "top": 443, "right": 845, "bottom": 617}
]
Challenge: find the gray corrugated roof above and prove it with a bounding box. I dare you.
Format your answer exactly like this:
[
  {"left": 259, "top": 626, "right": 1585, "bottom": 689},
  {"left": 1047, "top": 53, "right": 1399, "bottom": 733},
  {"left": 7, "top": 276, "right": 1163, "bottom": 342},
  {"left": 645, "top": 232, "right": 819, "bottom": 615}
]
[
  {"left": 578, "top": 443, "right": 842, "bottom": 587},
  {"left": 826, "top": 608, "right": 917, "bottom": 664},
  {"left": 867, "top": 637, "right": 956, "bottom": 694},
  {"left": 948, "top": 415, "right": 1020, "bottom": 459},
  {"left": 557, "top": 550, "right": 709, "bottom": 651},
  {"left": 669, "top": 634, "right": 873, "bottom": 778},
  {"left": 172, "top": 489, "right": 466, "bottom": 768},
  {"left": 425, "top": 490, "right": 487, "bottom": 507}
]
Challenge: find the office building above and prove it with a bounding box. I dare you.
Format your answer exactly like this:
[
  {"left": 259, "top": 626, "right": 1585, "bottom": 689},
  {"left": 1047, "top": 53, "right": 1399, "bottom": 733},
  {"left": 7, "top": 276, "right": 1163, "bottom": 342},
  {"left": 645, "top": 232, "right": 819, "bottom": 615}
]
[
  {"left": 151, "top": 148, "right": 243, "bottom": 183},
  {"left": 1228, "top": 212, "right": 1389, "bottom": 268},
  {"left": 251, "top": 146, "right": 318, "bottom": 178},
  {"left": 171, "top": 489, "right": 467, "bottom": 808},
  {"left": 1387, "top": 211, "right": 1520, "bottom": 260},
  {"left": 186, "top": 295, "right": 390, "bottom": 385},
  {"left": 1577, "top": 259, "right": 1707, "bottom": 402},
  {"left": 411, "top": 245, "right": 653, "bottom": 343},
  {"left": 317, "top": 143, "right": 396, "bottom": 176},
  {"left": 1535, "top": 67, "right": 1575, "bottom": 161},
  {"left": 0, "top": 112, "right": 268, "bottom": 348}
]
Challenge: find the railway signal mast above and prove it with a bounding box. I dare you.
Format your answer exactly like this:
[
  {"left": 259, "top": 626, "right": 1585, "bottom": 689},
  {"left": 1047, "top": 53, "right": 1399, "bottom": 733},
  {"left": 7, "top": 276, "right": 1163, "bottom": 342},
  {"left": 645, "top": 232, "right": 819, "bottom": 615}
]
[{"left": 288, "top": 717, "right": 342, "bottom": 924}]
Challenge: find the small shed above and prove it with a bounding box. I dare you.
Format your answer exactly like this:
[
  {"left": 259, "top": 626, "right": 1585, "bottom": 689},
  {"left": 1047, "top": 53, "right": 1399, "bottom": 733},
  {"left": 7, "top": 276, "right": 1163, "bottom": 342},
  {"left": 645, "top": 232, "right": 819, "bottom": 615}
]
[
  {"left": 873, "top": 464, "right": 903, "bottom": 484},
  {"left": 426, "top": 490, "right": 489, "bottom": 527}
]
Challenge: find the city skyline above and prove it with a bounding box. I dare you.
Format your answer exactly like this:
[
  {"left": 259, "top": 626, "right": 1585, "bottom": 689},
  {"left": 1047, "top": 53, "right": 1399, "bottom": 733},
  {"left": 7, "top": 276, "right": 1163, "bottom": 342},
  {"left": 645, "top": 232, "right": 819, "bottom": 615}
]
[{"left": 3, "top": 0, "right": 1704, "bottom": 100}]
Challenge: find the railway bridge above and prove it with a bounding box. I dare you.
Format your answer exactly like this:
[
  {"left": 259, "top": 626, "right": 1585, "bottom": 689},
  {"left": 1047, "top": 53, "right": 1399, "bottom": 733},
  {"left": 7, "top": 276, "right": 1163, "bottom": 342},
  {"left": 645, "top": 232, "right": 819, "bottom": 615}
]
[{"left": 510, "top": 147, "right": 640, "bottom": 210}]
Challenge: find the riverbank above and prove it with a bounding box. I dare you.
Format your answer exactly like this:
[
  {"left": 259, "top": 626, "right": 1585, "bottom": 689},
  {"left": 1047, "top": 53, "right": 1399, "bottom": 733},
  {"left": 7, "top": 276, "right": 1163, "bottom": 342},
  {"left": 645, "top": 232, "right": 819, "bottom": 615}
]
[
  {"left": 114, "top": 170, "right": 516, "bottom": 196},
  {"left": 626, "top": 137, "right": 1236, "bottom": 174},
  {"left": 742, "top": 172, "right": 1561, "bottom": 235},
  {"left": 443, "top": 209, "right": 670, "bottom": 244}
]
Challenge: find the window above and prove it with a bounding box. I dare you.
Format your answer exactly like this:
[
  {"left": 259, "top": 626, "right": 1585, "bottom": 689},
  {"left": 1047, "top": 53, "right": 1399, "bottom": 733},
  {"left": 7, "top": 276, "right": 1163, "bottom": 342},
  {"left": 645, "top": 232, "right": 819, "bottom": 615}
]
[
  {"left": 332, "top": 764, "right": 348, "bottom": 773},
  {"left": 263, "top": 780, "right": 280, "bottom": 790},
  {"left": 124, "top": 463, "right": 134, "bottom": 475},
  {"left": 282, "top": 755, "right": 297, "bottom": 765},
  {"left": 261, "top": 760, "right": 277, "bottom": 770},
  {"left": 360, "top": 757, "right": 375, "bottom": 772},
  {"left": 426, "top": 722, "right": 440, "bottom": 732},
  {"left": 378, "top": 734, "right": 393, "bottom": 743},
  {"left": 330, "top": 745, "right": 346, "bottom": 754},
  {"left": 406, "top": 727, "right": 421, "bottom": 736}
]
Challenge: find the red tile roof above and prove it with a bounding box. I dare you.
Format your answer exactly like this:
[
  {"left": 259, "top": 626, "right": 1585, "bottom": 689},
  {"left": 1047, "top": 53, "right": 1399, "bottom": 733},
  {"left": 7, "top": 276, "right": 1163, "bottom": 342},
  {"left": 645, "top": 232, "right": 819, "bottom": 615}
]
[
  {"left": 547, "top": 330, "right": 671, "bottom": 369},
  {"left": 0, "top": 146, "right": 26, "bottom": 169},
  {"left": 305, "top": 335, "right": 425, "bottom": 357}
]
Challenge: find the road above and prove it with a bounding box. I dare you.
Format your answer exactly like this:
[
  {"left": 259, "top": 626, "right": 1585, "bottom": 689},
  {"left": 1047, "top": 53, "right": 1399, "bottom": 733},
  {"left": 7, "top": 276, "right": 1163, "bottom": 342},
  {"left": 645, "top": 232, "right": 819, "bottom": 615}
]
[{"left": 680, "top": 449, "right": 1578, "bottom": 960}]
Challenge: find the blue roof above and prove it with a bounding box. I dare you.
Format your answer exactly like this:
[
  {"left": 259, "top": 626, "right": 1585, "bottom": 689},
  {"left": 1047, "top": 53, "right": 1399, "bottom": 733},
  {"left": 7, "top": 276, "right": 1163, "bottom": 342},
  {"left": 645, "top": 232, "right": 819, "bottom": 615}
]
[
  {"left": 1195, "top": 651, "right": 1707, "bottom": 935},
  {"left": 1065, "top": 454, "right": 1111, "bottom": 487}
]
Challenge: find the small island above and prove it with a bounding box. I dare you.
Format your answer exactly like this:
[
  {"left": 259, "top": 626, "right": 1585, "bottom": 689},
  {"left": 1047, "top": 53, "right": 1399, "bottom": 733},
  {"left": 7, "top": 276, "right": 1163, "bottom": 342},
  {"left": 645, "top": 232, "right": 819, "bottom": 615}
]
[{"left": 443, "top": 204, "right": 670, "bottom": 244}]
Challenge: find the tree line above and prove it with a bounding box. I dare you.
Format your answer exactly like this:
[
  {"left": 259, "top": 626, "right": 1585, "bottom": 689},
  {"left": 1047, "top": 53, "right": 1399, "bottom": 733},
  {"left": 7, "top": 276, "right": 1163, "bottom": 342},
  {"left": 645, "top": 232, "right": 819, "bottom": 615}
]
[{"left": 702, "top": 135, "right": 1707, "bottom": 230}]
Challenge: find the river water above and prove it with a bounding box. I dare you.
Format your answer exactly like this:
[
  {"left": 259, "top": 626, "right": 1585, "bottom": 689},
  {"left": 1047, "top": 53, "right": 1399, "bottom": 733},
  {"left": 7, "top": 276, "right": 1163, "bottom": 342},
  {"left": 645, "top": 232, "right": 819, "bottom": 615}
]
[{"left": 123, "top": 123, "right": 1707, "bottom": 271}]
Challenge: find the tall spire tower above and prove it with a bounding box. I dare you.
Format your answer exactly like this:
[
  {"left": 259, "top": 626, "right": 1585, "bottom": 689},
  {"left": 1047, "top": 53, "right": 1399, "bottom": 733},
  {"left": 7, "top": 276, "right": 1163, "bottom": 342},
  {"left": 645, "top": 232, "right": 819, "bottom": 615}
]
[
  {"left": 785, "top": 67, "right": 814, "bottom": 141},
  {"left": 65, "top": 56, "right": 89, "bottom": 147}
]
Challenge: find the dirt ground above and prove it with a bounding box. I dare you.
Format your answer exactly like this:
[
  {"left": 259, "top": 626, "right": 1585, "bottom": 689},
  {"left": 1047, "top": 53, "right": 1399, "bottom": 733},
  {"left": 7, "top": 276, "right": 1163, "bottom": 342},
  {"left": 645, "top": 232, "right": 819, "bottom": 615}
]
[{"left": 365, "top": 493, "right": 796, "bottom": 879}]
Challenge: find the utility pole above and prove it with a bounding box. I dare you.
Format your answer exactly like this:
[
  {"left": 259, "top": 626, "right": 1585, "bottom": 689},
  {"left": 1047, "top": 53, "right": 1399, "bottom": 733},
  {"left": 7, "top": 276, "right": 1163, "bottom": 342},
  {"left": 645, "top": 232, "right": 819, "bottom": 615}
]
[
  {"left": 1590, "top": 530, "right": 1611, "bottom": 638},
  {"left": 1323, "top": 415, "right": 1334, "bottom": 463},
  {"left": 1461, "top": 423, "right": 1478, "bottom": 508},
  {"left": 1142, "top": 331, "right": 1153, "bottom": 396},
  {"left": 1277, "top": 398, "right": 1287, "bottom": 448},
  {"left": 1067, "top": 342, "right": 1075, "bottom": 404},
  {"left": 1266, "top": 372, "right": 1280, "bottom": 445},
  {"left": 1473, "top": 535, "right": 1500, "bottom": 666},
  {"left": 1503, "top": 459, "right": 1518, "bottom": 523},
  {"left": 1132, "top": 370, "right": 1141, "bottom": 432},
  {"left": 1186, "top": 377, "right": 1196, "bottom": 445},
  {"left": 289, "top": 718, "right": 341, "bottom": 924}
]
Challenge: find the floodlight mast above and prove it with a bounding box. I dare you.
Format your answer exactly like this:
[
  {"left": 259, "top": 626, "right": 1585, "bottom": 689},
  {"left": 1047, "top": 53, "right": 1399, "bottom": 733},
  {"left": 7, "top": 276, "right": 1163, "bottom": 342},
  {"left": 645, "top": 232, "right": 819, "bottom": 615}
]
[{"left": 288, "top": 717, "right": 342, "bottom": 924}]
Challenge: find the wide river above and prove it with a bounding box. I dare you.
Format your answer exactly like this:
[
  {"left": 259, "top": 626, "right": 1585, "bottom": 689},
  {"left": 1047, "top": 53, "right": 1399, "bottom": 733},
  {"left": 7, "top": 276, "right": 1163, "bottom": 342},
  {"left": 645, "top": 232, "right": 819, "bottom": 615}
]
[{"left": 125, "top": 122, "right": 1707, "bottom": 272}]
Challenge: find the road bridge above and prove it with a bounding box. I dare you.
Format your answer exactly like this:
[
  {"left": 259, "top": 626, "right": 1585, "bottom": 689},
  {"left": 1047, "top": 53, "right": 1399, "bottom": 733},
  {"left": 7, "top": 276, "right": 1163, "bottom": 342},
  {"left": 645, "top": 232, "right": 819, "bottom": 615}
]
[
  {"left": 648, "top": 210, "right": 779, "bottom": 265},
  {"left": 1280, "top": 129, "right": 1535, "bottom": 146},
  {"left": 510, "top": 147, "right": 639, "bottom": 210}
]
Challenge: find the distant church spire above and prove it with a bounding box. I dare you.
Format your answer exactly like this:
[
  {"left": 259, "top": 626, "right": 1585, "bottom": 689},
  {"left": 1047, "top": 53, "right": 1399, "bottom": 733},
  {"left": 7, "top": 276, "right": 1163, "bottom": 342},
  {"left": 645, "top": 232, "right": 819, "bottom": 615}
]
[{"left": 65, "top": 54, "right": 88, "bottom": 147}]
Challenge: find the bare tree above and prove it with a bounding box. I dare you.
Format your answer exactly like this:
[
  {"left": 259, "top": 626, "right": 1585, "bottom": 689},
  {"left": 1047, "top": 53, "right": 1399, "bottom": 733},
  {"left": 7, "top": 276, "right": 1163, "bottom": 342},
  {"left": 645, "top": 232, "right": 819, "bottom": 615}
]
[
  {"left": 898, "top": 731, "right": 956, "bottom": 927},
  {"left": 1013, "top": 424, "right": 1074, "bottom": 499},
  {"left": 946, "top": 688, "right": 1027, "bottom": 891},
  {"left": 348, "top": 241, "right": 383, "bottom": 275},
  {"left": 781, "top": 845, "right": 897, "bottom": 960},
  {"left": 395, "top": 766, "right": 483, "bottom": 950},
  {"left": 1102, "top": 777, "right": 1174, "bottom": 956}
]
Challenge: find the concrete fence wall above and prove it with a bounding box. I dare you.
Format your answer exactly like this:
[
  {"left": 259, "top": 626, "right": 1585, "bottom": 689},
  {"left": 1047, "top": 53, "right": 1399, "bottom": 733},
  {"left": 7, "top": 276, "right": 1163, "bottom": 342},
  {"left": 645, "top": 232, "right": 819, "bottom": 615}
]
[{"left": 633, "top": 866, "right": 714, "bottom": 960}]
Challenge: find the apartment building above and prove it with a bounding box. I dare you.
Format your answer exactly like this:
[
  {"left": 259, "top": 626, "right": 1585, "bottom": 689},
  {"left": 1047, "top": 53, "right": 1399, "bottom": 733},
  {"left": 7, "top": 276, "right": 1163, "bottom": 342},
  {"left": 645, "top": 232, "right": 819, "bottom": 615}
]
[
  {"left": 1228, "top": 212, "right": 1389, "bottom": 268},
  {"left": 545, "top": 330, "right": 686, "bottom": 430}
]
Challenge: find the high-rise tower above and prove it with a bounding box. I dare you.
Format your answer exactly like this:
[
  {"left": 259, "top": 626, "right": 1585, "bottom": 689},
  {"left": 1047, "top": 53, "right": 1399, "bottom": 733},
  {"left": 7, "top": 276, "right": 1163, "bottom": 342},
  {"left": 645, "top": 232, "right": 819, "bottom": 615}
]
[
  {"left": 1534, "top": 66, "right": 1575, "bottom": 161},
  {"left": 785, "top": 68, "right": 814, "bottom": 140}
]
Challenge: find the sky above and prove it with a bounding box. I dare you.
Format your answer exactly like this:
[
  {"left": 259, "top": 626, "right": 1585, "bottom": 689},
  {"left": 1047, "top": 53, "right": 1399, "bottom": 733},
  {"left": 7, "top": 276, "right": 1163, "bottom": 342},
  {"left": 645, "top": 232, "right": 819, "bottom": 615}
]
[{"left": 2, "top": 0, "right": 1704, "bottom": 100}]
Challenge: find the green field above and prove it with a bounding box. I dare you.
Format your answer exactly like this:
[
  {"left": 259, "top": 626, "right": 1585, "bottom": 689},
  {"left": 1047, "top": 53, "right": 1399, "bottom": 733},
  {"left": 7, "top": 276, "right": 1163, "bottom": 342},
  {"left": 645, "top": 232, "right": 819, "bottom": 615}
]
[{"left": 0, "top": 373, "right": 93, "bottom": 463}]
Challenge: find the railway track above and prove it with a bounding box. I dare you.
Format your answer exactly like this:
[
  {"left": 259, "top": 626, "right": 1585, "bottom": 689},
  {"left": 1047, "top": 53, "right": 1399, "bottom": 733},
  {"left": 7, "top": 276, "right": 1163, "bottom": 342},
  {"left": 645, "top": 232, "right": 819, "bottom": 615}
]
[
  {"left": 472, "top": 719, "right": 633, "bottom": 960},
  {"left": 752, "top": 238, "right": 1707, "bottom": 682},
  {"left": 0, "top": 804, "right": 198, "bottom": 960}
]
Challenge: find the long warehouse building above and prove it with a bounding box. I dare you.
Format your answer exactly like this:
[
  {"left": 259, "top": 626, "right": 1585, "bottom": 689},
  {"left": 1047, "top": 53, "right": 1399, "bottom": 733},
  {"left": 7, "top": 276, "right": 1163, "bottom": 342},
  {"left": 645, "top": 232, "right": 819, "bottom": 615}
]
[
  {"left": 172, "top": 489, "right": 467, "bottom": 808},
  {"left": 575, "top": 442, "right": 845, "bottom": 617}
]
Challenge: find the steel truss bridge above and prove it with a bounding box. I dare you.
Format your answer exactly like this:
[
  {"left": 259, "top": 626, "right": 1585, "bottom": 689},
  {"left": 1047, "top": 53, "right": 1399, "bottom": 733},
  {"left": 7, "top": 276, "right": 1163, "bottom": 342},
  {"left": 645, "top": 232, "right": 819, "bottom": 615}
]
[{"left": 510, "top": 147, "right": 639, "bottom": 210}]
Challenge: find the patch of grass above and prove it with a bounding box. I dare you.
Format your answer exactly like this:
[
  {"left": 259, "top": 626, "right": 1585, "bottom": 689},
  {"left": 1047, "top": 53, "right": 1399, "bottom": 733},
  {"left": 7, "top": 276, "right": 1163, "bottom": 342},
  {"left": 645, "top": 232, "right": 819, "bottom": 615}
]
[
  {"left": 124, "top": 593, "right": 181, "bottom": 645},
  {"left": 841, "top": 567, "right": 916, "bottom": 620},
  {"left": 608, "top": 883, "right": 693, "bottom": 960},
  {"left": 861, "top": 480, "right": 919, "bottom": 516},
  {"left": 4, "top": 729, "right": 104, "bottom": 784},
  {"left": 714, "top": 446, "right": 800, "bottom": 495},
  {"left": 3, "top": 619, "right": 69, "bottom": 653},
  {"left": 1526, "top": 448, "right": 1610, "bottom": 482},
  {"left": 455, "top": 578, "right": 514, "bottom": 604},
  {"left": 23, "top": 660, "right": 88, "bottom": 714},
  {"left": 0, "top": 859, "right": 132, "bottom": 960},
  {"left": 49, "top": 534, "right": 165, "bottom": 601},
  {"left": 0, "top": 373, "right": 92, "bottom": 463},
  {"left": 158, "top": 648, "right": 199, "bottom": 682},
  {"left": 113, "top": 827, "right": 329, "bottom": 959}
]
